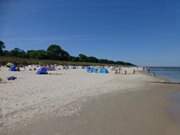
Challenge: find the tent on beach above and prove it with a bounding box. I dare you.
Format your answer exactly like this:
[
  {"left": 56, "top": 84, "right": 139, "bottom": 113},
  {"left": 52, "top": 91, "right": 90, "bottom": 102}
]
[
  {"left": 36, "top": 67, "right": 48, "bottom": 74},
  {"left": 9, "top": 65, "right": 17, "bottom": 71},
  {"left": 86, "top": 67, "right": 92, "bottom": 73},
  {"left": 99, "top": 67, "right": 109, "bottom": 74},
  {"left": 86, "top": 67, "right": 109, "bottom": 74},
  {"left": 87, "top": 67, "right": 98, "bottom": 73},
  {"left": 92, "top": 68, "right": 98, "bottom": 73}
]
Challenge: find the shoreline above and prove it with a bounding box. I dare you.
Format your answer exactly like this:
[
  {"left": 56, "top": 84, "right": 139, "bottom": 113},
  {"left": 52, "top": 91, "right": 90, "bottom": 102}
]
[
  {"left": 1, "top": 69, "right": 180, "bottom": 134},
  {"left": 147, "top": 67, "right": 180, "bottom": 84},
  {"left": 141, "top": 71, "right": 172, "bottom": 83}
]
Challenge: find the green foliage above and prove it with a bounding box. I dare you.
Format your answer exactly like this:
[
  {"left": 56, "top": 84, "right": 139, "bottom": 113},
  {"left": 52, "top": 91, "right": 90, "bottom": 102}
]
[
  {"left": 0, "top": 40, "right": 135, "bottom": 66},
  {"left": 27, "top": 50, "right": 47, "bottom": 59},
  {"left": 87, "top": 56, "right": 98, "bottom": 63},
  {"left": 10, "top": 48, "right": 26, "bottom": 57},
  {"left": 46, "top": 44, "right": 70, "bottom": 60},
  {"left": 0, "top": 40, "right": 5, "bottom": 55},
  {"left": 47, "top": 44, "right": 62, "bottom": 59},
  {"left": 78, "top": 54, "right": 88, "bottom": 62}
]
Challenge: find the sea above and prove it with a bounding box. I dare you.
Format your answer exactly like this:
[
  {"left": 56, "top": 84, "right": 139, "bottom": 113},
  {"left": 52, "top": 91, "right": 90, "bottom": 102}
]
[
  {"left": 149, "top": 67, "right": 180, "bottom": 83},
  {"left": 149, "top": 67, "right": 180, "bottom": 125}
]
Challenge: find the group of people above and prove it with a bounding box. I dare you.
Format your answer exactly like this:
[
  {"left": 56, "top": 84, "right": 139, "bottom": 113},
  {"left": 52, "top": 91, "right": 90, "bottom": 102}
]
[
  {"left": 112, "top": 67, "right": 137, "bottom": 75},
  {"left": 0, "top": 63, "right": 143, "bottom": 76}
]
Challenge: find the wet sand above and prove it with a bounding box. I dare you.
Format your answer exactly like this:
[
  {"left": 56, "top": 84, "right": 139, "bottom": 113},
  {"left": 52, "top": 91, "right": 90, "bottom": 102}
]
[{"left": 2, "top": 82, "right": 180, "bottom": 135}]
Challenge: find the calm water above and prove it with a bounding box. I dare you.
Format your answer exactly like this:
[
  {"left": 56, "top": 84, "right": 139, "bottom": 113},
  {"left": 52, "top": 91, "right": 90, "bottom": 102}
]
[{"left": 149, "top": 67, "right": 180, "bottom": 83}]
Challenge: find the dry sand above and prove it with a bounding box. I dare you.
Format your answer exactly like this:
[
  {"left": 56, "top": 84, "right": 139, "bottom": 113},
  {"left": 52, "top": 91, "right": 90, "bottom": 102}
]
[{"left": 0, "top": 67, "right": 180, "bottom": 135}]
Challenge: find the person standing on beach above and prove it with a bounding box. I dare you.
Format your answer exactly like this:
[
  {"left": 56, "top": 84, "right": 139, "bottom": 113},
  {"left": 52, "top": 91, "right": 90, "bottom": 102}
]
[
  {"left": 124, "top": 70, "right": 127, "bottom": 75},
  {"left": 119, "top": 67, "right": 121, "bottom": 74},
  {"left": 133, "top": 69, "right": 136, "bottom": 74}
]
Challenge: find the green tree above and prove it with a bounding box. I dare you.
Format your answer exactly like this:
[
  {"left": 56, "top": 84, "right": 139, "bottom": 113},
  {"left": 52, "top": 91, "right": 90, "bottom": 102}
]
[
  {"left": 78, "top": 54, "right": 88, "bottom": 62},
  {"left": 3, "top": 50, "right": 10, "bottom": 56},
  {"left": 87, "top": 56, "right": 98, "bottom": 63},
  {"left": 47, "top": 44, "right": 62, "bottom": 59},
  {"left": 27, "top": 50, "right": 47, "bottom": 59},
  {"left": 10, "top": 48, "right": 26, "bottom": 57},
  {"left": 47, "top": 44, "right": 70, "bottom": 60},
  {"left": 0, "top": 40, "right": 5, "bottom": 55},
  {"left": 60, "top": 49, "right": 70, "bottom": 60},
  {"left": 70, "top": 56, "right": 79, "bottom": 62}
]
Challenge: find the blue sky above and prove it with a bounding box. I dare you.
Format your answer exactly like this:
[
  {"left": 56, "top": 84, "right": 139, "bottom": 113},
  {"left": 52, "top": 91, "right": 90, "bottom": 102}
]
[{"left": 0, "top": 0, "right": 179, "bottom": 66}]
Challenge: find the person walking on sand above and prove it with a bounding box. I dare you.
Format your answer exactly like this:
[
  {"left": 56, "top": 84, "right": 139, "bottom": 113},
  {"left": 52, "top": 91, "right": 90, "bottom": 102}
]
[
  {"left": 115, "top": 69, "right": 118, "bottom": 74},
  {"left": 119, "top": 67, "right": 121, "bottom": 74},
  {"left": 133, "top": 69, "right": 136, "bottom": 74},
  {"left": 124, "top": 70, "right": 127, "bottom": 75}
]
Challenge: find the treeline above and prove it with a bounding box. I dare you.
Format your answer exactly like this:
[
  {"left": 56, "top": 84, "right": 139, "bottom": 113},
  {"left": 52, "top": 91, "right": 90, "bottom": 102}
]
[{"left": 0, "top": 40, "right": 135, "bottom": 66}]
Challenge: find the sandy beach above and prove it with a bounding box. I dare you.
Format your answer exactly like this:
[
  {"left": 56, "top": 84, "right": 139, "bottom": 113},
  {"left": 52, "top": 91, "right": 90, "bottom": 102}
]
[
  {"left": 1, "top": 67, "right": 180, "bottom": 135},
  {"left": 1, "top": 0, "right": 179, "bottom": 134}
]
